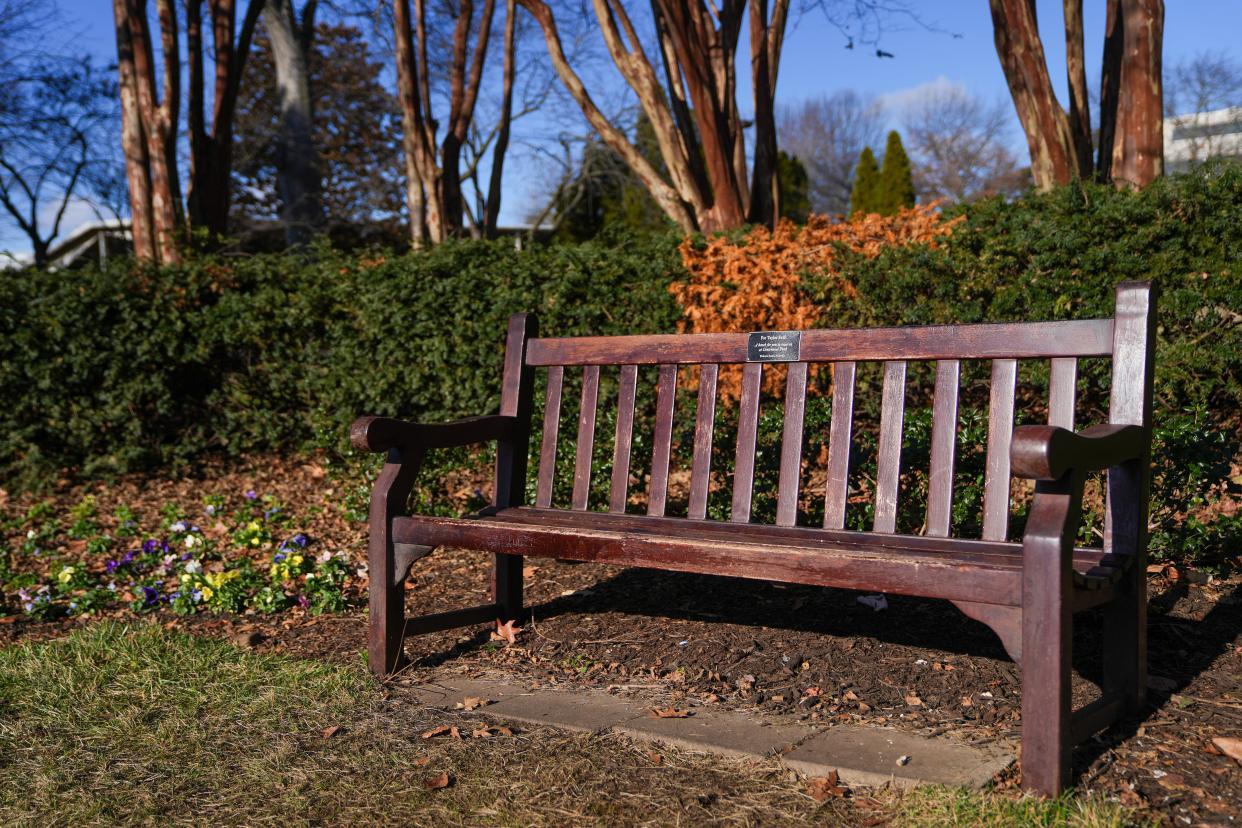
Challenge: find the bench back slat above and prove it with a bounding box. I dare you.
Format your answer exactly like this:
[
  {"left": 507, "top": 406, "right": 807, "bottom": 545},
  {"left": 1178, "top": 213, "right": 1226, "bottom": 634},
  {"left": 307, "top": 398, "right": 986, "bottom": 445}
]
[
  {"left": 689, "top": 364, "right": 719, "bottom": 519},
  {"left": 571, "top": 365, "right": 600, "bottom": 510},
  {"left": 648, "top": 364, "right": 678, "bottom": 517},
  {"left": 823, "top": 361, "right": 856, "bottom": 530},
  {"left": 926, "top": 359, "right": 960, "bottom": 538},
  {"left": 535, "top": 365, "right": 564, "bottom": 508},
  {"left": 525, "top": 319, "right": 1113, "bottom": 366},
  {"left": 776, "top": 362, "right": 809, "bottom": 526},
  {"left": 609, "top": 364, "right": 638, "bottom": 513},
  {"left": 731, "top": 362, "right": 763, "bottom": 523},
  {"left": 873, "top": 361, "right": 908, "bottom": 533},
  {"left": 1048, "top": 357, "right": 1077, "bottom": 430},
  {"left": 983, "top": 358, "right": 1018, "bottom": 541}
]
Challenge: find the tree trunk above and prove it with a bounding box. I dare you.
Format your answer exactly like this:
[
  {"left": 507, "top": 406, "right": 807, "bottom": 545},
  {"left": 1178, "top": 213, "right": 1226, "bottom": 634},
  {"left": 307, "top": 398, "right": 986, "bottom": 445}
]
[
  {"left": 1097, "top": 0, "right": 1123, "bottom": 181},
  {"left": 265, "top": 0, "right": 323, "bottom": 246},
  {"left": 988, "top": 0, "right": 1077, "bottom": 190},
  {"left": 1108, "top": 0, "right": 1164, "bottom": 187},
  {"left": 484, "top": 0, "right": 516, "bottom": 238},
  {"left": 187, "top": 0, "right": 262, "bottom": 240},
  {"left": 112, "top": 0, "right": 156, "bottom": 260},
  {"left": 1063, "top": 0, "right": 1093, "bottom": 179},
  {"left": 746, "top": 0, "right": 788, "bottom": 225},
  {"left": 124, "top": 0, "right": 183, "bottom": 263}
]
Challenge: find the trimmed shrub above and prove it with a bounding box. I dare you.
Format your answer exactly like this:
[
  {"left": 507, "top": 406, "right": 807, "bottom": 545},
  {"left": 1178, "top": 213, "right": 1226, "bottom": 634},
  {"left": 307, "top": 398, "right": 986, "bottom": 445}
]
[{"left": 0, "top": 235, "right": 683, "bottom": 486}]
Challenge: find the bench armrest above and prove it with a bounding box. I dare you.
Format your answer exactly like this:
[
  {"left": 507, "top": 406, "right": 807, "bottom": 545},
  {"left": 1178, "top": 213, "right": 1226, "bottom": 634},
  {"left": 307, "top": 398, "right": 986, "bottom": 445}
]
[
  {"left": 350, "top": 414, "right": 517, "bottom": 454},
  {"left": 1011, "top": 423, "right": 1146, "bottom": 482}
]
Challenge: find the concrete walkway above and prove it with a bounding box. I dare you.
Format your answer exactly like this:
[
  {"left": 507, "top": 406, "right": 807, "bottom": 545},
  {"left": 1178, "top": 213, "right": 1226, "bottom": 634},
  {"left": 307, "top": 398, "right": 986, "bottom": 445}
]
[{"left": 404, "top": 676, "right": 1014, "bottom": 789}]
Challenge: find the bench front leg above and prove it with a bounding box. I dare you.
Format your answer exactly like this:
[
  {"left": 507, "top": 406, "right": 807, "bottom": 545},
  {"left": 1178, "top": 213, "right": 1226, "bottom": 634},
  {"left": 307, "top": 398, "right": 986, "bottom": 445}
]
[
  {"left": 1020, "top": 470, "right": 1084, "bottom": 796},
  {"left": 366, "top": 447, "right": 423, "bottom": 676}
]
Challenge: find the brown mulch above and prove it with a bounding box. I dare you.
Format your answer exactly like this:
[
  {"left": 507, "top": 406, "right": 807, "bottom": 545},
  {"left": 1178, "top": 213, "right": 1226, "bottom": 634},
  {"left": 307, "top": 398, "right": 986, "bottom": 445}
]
[{"left": 2, "top": 454, "right": 1240, "bottom": 825}]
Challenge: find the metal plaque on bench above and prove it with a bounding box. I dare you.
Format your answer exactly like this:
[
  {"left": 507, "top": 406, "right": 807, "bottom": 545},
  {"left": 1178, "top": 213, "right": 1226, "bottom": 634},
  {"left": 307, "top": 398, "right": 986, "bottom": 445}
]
[{"left": 746, "top": 330, "right": 801, "bottom": 362}]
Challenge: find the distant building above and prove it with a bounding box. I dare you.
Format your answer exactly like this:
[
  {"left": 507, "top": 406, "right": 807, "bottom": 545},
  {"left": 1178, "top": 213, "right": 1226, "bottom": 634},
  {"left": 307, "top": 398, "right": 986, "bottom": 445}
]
[
  {"left": 1164, "top": 106, "right": 1242, "bottom": 174},
  {"left": 38, "top": 219, "right": 132, "bottom": 271}
]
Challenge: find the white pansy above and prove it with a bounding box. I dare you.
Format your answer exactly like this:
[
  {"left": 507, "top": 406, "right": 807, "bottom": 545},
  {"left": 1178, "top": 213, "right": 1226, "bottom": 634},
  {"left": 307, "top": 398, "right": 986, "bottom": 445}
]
[{"left": 184, "top": 560, "right": 203, "bottom": 575}]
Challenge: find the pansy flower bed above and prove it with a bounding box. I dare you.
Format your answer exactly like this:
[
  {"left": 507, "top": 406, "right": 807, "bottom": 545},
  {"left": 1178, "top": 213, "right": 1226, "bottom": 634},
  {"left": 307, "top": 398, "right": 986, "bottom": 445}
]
[{"left": 0, "top": 488, "right": 362, "bottom": 621}]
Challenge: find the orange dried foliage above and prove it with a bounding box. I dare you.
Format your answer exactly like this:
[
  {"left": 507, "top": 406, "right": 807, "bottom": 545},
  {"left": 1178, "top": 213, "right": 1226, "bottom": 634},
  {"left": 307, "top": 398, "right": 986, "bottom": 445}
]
[{"left": 669, "top": 205, "right": 961, "bottom": 402}]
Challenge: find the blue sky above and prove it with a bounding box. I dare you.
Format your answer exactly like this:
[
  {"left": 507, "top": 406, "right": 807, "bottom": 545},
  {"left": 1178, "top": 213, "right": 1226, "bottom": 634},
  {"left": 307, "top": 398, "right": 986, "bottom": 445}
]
[{"left": 5, "top": 0, "right": 1240, "bottom": 254}]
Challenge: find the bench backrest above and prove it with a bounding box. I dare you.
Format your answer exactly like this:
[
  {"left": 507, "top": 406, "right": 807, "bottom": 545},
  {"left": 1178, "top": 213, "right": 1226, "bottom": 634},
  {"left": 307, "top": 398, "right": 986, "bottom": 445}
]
[{"left": 503, "top": 282, "right": 1156, "bottom": 548}]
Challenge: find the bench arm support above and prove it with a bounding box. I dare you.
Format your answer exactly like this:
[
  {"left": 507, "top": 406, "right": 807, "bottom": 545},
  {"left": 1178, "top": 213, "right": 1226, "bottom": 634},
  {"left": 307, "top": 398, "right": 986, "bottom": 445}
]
[
  {"left": 350, "top": 414, "right": 517, "bottom": 455},
  {"left": 1010, "top": 423, "right": 1145, "bottom": 482}
]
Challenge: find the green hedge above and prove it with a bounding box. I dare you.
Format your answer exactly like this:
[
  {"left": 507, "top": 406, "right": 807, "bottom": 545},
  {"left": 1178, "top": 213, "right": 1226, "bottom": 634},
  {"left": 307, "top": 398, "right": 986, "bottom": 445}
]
[{"left": 0, "top": 235, "right": 683, "bottom": 485}]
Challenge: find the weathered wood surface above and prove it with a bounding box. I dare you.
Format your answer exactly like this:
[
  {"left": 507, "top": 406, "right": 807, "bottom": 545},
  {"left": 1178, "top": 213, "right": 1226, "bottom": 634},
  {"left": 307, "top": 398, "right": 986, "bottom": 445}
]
[
  {"left": 355, "top": 285, "right": 1158, "bottom": 798},
  {"left": 526, "top": 318, "right": 1114, "bottom": 365}
]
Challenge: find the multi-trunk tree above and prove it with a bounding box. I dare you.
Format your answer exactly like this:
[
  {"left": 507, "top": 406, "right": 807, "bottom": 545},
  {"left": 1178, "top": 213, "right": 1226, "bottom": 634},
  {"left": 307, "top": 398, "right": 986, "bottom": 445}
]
[
  {"left": 392, "top": 0, "right": 520, "bottom": 244},
  {"left": 989, "top": 0, "right": 1164, "bottom": 189},
  {"left": 517, "top": 0, "right": 790, "bottom": 234},
  {"left": 112, "top": 0, "right": 261, "bottom": 262}
]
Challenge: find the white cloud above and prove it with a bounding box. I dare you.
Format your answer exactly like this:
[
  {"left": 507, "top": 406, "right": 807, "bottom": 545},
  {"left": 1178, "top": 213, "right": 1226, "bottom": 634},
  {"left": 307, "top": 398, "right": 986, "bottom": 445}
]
[{"left": 875, "top": 76, "right": 968, "bottom": 115}]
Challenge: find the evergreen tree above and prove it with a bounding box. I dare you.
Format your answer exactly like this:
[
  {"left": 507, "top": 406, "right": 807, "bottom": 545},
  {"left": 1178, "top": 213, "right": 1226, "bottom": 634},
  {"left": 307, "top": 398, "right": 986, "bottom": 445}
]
[
  {"left": 849, "top": 146, "right": 880, "bottom": 217},
  {"left": 876, "top": 130, "right": 916, "bottom": 214},
  {"left": 777, "top": 151, "right": 810, "bottom": 223}
]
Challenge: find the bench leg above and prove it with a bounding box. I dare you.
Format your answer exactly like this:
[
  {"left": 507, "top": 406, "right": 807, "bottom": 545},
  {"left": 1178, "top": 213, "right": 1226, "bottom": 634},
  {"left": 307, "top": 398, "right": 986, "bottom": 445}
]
[
  {"left": 1020, "top": 475, "right": 1080, "bottom": 795},
  {"left": 1102, "top": 563, "right": 1147, "bottom": 713},
  {"left": 1102, "top": 458, "right": 1147, "bottom": 713},
  {"left": 493, "top": 552, "right": 524, "bottom": 624},
  {"left": 369, "top": 546, "right": 407, "bottom": 678}
]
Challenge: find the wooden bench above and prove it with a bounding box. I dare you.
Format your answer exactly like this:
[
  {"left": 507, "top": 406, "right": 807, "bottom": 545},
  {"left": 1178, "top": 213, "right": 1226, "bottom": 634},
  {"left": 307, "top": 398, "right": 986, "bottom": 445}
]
[{"left": 351, "top": 281, "right": 1157, "bottom": 795}]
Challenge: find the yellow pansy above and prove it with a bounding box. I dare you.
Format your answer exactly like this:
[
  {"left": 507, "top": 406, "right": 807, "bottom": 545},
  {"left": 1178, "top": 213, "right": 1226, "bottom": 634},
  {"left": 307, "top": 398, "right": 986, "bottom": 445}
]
[
  {"left": 201, "top": 586, "right": 214, "bottom": 601},
  {"left": 57, "top": 566, "right": 75, "bottom": 584}
]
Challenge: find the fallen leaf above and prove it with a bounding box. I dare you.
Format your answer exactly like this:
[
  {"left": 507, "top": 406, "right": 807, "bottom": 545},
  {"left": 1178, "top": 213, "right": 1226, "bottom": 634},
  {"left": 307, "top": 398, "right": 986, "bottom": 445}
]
[
  {"left": 491, "top": 619, "right": 520, "bottom": 644},
  {"left": 321, "top": 725, "right": 341, "bottom": 739},
  {"left": 649, "top": 707, "right": 692, "bottom": 719},
  {"left": 496, "top": 726, "right": 513, "bottom": 736},
  {"left": 807, "top": 770, "right": 848, "bottom": 801},
  {"left": 1212, "top": 736, "right": 1242, "bottom": 764},
  {"left": 471, "top": 727, "right": 494, "bottom": 739},
  {"left": 843, "top": 690, "right": 860, "bottom": 701},
  {"left": 803, "top": 686, "right": 822, "bottom": 698},
  {"left": 414, "top": 757, "right": 431, "bottom": 767},
  {"left": 904, "top": 694, "right": 923, "bottom": 707},
  {"left": 421, "top": 725, "right": 452, "bottom": 739},
  {"left": 455, "top": 696, "right": 491, "bottom": 711},
  {"left": 647, "top": 750, "right": 664, "bottom": 765},
  {"left": 423, "top": 772, "right": 451, "bottom": 791},
  {"left": 960, "top": 695, "right": 974, "bottom": 707}
]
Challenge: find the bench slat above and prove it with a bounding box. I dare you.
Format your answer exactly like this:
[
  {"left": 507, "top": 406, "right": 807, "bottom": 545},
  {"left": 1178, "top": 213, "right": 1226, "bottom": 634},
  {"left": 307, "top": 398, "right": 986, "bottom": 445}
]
[
  {"left": 526, "top": 319, "right": 1114, "bottom": 366},
  {"left": 731, "top": 362, "right": 763, "bottom": 523},
  {"left": 417, "top": 507, "right": 1121, "bottom": 572},
  {"left": 824, "top": 361, "right": 855, "bottom": 530},
  {"left": 689, "top": 364, "right": 719, "bottom": 519},
  {"left": 983, "top": 358, "right": 1018, "bottom": 540},
  {"left": 1049, "top": 357, "right": 1077, "bottom": 430},
  {"left": 777, "top": 362, "right": 808, "bottom": 526},
  {"left": 609, "top": 364, "right": 638, "bottom": 513},
  {"left": 874, "top": 361, "right": 907, "bottom": 533},
  {"left": 394, "top": 511, "right": 1023, "bottom": 606},
  {"left": 571, "top": 365, "right": 600, "bottom": 510},
  {"left": 535, "top": 365, "right": 564, "bottom": 508},
  {"left": 927, "top": 360, "right": 960, "bottom": 538},
  {"left": 648, "top": 364, "right": 678, "bottom": 517}
]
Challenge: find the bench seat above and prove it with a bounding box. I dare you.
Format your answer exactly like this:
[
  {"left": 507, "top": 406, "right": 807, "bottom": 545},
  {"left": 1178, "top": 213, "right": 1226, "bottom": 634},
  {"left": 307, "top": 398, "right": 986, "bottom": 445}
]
[{"left": 394, "top": 508, "right": 1129, "bottom": 606}]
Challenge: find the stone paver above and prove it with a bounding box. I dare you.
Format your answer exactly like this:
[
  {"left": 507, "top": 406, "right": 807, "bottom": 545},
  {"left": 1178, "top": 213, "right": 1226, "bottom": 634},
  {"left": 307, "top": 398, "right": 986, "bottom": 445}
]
[
  {"left": 783, "top": 725, "right": 1014, "bottom": 789},
  {"left": 404, "top": 678, "right": 1014, "bottom": 788},
  {"left": 617, "top": 709, "right": 809, "bottom": 759},
  {"left": 480, "top": 688, "right": 645, "bottom": 733}
]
